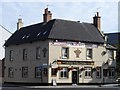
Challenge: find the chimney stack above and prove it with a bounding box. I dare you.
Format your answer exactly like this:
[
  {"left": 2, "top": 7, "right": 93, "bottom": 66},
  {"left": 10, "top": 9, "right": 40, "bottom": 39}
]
[
  {"left": 17, "top": 17, "right": 23, "bottom": 30},
  {"left": 93, "top": 12, "right": 101, "bottom": 31},
  {"left": 43, "top": 8, "right": 52, "bottom": 23}
]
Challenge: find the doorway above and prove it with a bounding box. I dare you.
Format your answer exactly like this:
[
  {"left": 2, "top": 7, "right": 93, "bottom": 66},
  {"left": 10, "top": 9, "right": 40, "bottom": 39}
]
[{"left": 72, "top": 70, "right": 78, "bottom": 84}]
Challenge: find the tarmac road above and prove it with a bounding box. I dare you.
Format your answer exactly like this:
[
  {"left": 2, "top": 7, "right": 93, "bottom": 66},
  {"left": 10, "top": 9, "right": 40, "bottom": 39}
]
[{"left": 1, "top": 86, "right": 120, "bottom": 90}]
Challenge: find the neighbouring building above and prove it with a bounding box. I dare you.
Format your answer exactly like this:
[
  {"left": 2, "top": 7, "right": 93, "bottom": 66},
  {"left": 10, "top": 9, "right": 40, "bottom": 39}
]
[
  {"left": 105, "top": 32, "right": 120, "bottom": 47},
  {"left": 0, "top": 25, "right": 12, "bottom": 60},
  {"left": 0, "top": 25, "right": 12, "bottom": 83},
  {"left": 4, "top": 8, "right": 117, "bottom": 85}
]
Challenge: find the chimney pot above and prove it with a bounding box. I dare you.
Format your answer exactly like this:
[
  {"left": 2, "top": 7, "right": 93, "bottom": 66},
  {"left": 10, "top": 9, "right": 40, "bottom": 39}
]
[
  {"left": 93, "top": 12, "right": 101, "bottom": 31},
  {"left": 97, "top": 12, "right": 99, "bottom": 16},
  {"left": 17, "top": 18, "right": 23, "bottom": 30},
  {"left": 43, "top": 8, "right": 52, "bottom": 23}
]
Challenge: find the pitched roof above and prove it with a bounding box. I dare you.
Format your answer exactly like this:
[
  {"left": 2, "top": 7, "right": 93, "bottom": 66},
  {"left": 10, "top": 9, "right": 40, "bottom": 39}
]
[
  {"left": 4, "top": 19, "right": 105, "bottom": 46},
  {"left": 105, "top": 32, "right": 120, "bottom": 46}
]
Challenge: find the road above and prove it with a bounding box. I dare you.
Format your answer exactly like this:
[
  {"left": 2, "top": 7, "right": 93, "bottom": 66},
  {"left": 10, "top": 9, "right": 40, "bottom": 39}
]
[{"left": 1, "top": 86, "right": 120, "bottom": 90}]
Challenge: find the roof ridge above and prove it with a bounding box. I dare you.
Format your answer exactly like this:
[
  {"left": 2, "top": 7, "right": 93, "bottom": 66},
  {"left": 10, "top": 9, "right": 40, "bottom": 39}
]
[{"left": 54, "top": 18, "right": 82, "bottom": 24}]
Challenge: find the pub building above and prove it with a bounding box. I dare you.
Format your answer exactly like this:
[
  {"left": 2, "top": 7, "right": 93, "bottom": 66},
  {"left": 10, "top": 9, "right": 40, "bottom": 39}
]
[{"left": 4, "top": 8, "right": 117, "bottom": 85}]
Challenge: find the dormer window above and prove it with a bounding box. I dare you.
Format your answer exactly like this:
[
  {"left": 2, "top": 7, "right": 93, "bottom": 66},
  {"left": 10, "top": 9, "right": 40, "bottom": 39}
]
[
  {"left": 22, "top": 35, "right": 26, "bottom": 39},
  {"left": 43, "top": 31, "right": 47, "bottom": 35},
  {"left": 37, "top": 32, "right": 41, "bottom": 36}
]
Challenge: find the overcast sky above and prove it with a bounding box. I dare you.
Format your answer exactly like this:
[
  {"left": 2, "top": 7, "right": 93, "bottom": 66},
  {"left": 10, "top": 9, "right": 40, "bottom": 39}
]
[{"left": 0, "top": 0, "right": 119, "bottom": 33}]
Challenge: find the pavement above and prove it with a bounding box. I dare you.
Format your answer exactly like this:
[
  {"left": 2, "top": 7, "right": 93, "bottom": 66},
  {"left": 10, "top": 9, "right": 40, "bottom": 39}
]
[
  {"left": 1, "top": 84, "right": 120, "bottom": 90},
  {"left": 22, "top": 84, "right": 119, "bottom": 88},
  {"left": 1, "top": 83, "right": 120, "bottom": 88}
]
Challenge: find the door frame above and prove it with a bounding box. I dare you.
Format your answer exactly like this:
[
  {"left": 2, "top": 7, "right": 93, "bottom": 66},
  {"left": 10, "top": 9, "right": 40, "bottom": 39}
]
[{"left": 72, "top": 68, "right": 79, "bottom": 85}]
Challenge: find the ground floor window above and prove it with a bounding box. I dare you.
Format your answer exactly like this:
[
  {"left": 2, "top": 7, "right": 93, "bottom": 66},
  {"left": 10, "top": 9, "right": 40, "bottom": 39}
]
[
  {"left": 96, "top": 67, "right": 101, "bottom": 79},
  {"left": 51, "top": 68, "right": 57, "bottom": 76},
  {"left": 103, "top": 69, "right": 108, "bottom": 77},
  {"left": 35, "top": 67, "right": 42, "bottom": 78},
  {"left": 8, "top": 67, "right": 14, "bottom": 78},
  {"left": 84, "top": 67, "right": 92, "bottom": 78},
  {"left": 43, "top": 68, "right": 48, "bottom": 76},
  {"left": 109, "top": 67, "right": 115, "bottom": 78},
  {"left": 59, "top": 67, "right": 68, "bottom": 78},
  {"left": 22, "top": 67, "right": 28, "bottom": 78}
]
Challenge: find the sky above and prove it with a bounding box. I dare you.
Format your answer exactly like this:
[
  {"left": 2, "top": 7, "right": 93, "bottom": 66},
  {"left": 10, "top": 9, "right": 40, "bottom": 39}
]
[{"left": 0, "top": 0, "right": 119, "bottom": 33}]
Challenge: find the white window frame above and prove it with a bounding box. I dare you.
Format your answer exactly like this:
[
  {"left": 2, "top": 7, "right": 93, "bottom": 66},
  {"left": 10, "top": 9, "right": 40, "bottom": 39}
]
[
  {"left": 59, "top": 67, "right": 68, "bottom": 78},
  {"left": 62, "top": 47, "right": 69, "bottom": 59},
  {"left": 86, "top": 48, "right": 92, "bottom": 59},
  {"left": 84, "top": 67, "right": 92, "bottom": 78}
]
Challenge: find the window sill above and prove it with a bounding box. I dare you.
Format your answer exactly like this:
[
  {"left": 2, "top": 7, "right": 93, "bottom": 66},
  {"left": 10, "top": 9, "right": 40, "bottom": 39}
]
[
  {"left": 59, "top": 77, "right": 69, "bottom": 79},
  {"left": 84, "top": 77, "right": 92, "bottom": 79}
]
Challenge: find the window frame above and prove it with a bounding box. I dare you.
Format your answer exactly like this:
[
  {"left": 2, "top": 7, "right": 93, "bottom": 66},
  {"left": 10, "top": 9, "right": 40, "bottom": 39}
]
[
  {"left": 62, "top": 47, "right": 69, "bottom": 59},
  {"left": 103, "top": 69, "right": 108, "bottom": 77},
  {"left": 23, "top": 49, "right": 27, "bottom": 60},
  {"left": 36, "top": 47, "right": 41, "bottom": 60},
  {"left": 86, "top": 48, "right": 92, "bottom": 60},
  {"left": 84, "top": 67, "right": 92, "bottom": 78},
  {"left": 8, "top": 67, "right": 14, "bottom": 78},
  {"left": 35, "top": 67, "right": 42, "bottom": 78},
  {"left": 22, "top": 67, "right": 28, "bottom": 78},
  {"left": 9, "top": 50, "right": 14, "bottom": 61},
  {"left": 108, "top": 67, "right": 115, "bottom": 79},
  {"left": 96, "top": 67, "right": 101, "bottom": 79},
  {"left": 59, "top": 67, "right": 68, "bottom": 79},
  {"left": 43, "top": 68, "right": 48, "bottom": 76},
  {"left": 51, "top": 68, "right": 57, "bottom": 77}
]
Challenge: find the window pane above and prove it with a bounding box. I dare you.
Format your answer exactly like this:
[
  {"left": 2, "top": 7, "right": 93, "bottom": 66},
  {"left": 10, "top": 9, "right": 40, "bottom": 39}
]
[
  {"left": 23, "top": 49, "right": 27, "bottom": 60},
  {"left": 61, "top": 72, "right": 63, "bottom": 77},
  {"left": 22, "top": 67, "right": 28, "bottom": 78},
  {"left": 59, "top": 67, "right": 68, "bottom": 78},
  {"left": 8, "top": 67, "right": 14, "bottom": 78},
  {"left": 36, "top": 47, "right": 41, "bottom": 59},
  {"left": 35, "top": 67, "right": 42, "bottom": 78},
  {"left": 96, "top": 67, "right": 101, "bottom": 78},
  {"left": 62, "top": 48, "right": 69, "bottom": 59},
  {"left": 109, "top": 68, "right": 115, "bottom": 78},
  {"left": 84, "top": 67, "right": 92, "bottom": 78},
  {"left": 51, "top": 68, "right": 57, "bottom": 76},
  {"left": 10, "top": 50, "right": 13, "bottom": 61},
  {"left": 103, "top": 69, "right": 107, "bottom": 77},
  {"left": 86, "top": 48, "right": 92, "bottom": 59},
  {"left": 44, "top": 68, "right": 48, "bottom": 76}
]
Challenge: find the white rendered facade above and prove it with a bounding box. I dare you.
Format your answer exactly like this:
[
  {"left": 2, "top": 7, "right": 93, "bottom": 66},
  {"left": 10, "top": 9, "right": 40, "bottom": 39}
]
[{"left": 4, "top": 40, "right": 117, "bottom": 85}]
